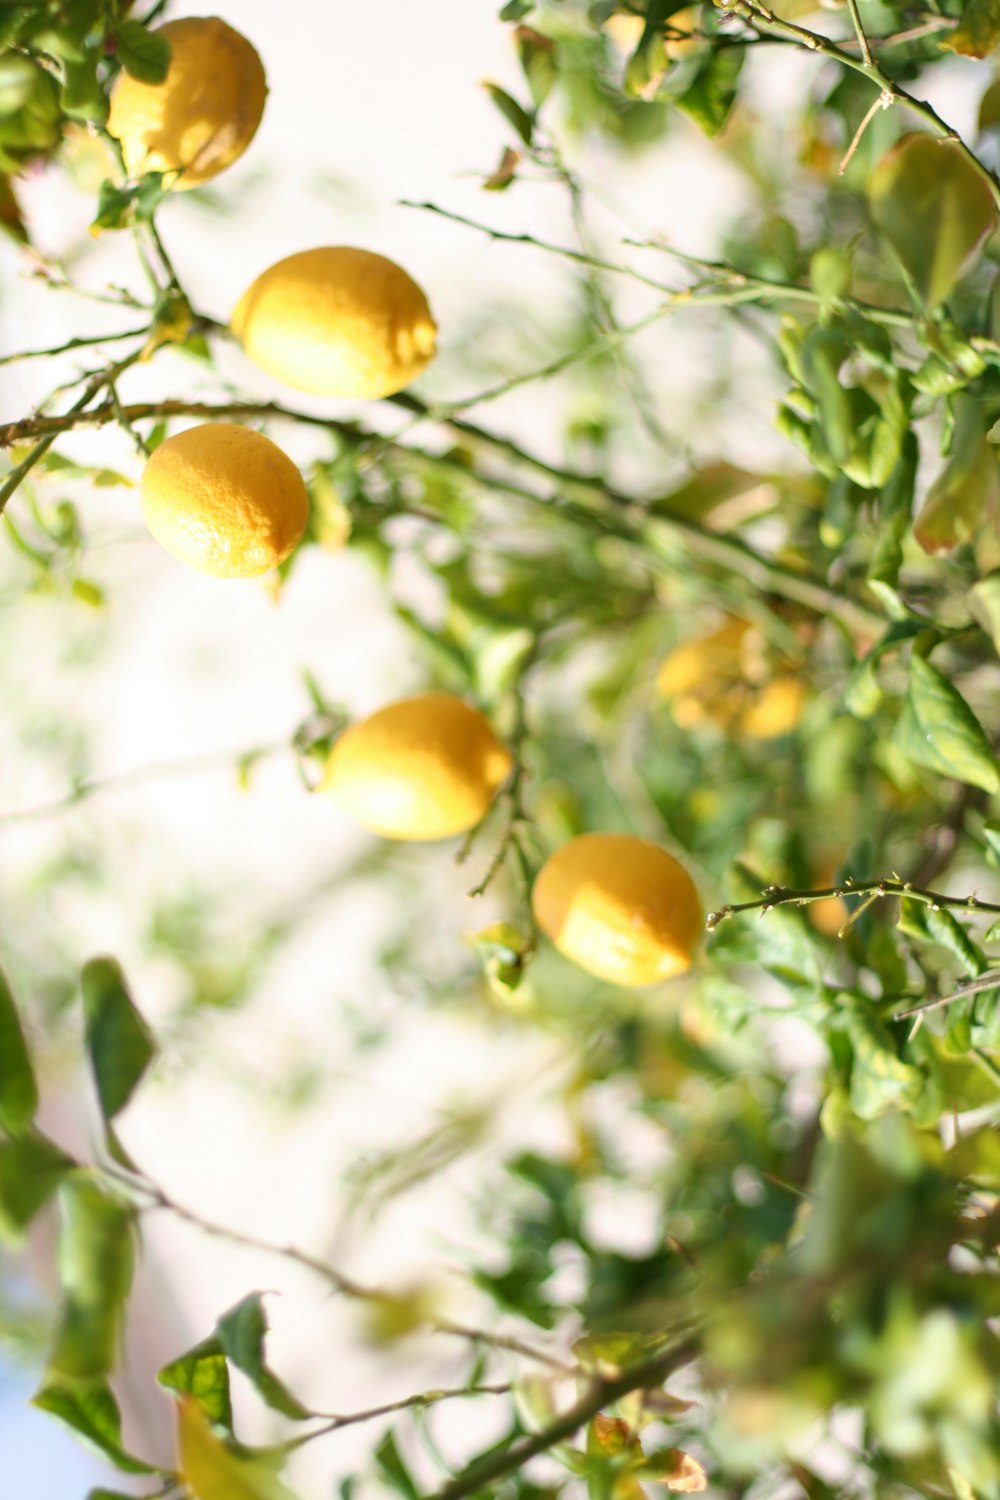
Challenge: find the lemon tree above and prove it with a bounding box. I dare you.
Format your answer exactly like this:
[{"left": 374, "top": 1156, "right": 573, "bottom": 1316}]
[{"left": 1, "top": 3, "right": 1000, "bottom": 1500}]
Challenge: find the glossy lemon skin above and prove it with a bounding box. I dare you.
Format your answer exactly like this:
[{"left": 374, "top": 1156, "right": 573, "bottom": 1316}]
[
  {"left": 107, "top": 17, "right": 267, "bottom": 189},
  {"left": 231, "top": 247, "right": 437, "bottom": 400},
  {"left": 140, "top": 423, "right": 309, "bottom": 579},
  {"left": 324, "top": 694, "right": 512, "bottom": 841},
  {"left": 532, "top": 833, "right": 703, "bottom": 987}
]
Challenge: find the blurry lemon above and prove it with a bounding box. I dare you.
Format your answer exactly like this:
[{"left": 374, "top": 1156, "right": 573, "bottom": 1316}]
[
  {"left": 231, "top": 247, "right": 437, "bottom": 399},
  {"left": 140, "top": 423, "right": 309, "bottom": 578},
  {"left": 656, "top": 617, "right": 749, "bottom": 698},
  {"left": 532, "top": 832, "right": 703, "bottom": 987},
  {"left": 107, "top": 17, "right": 266, "bottom": 188},
  {"left": 657, "top": 615, "right": 805, "bottom": 742},
  {"left": 324, "top": 693, "right": 511, "bottom": 840},
  {"left": 740, "top": 675, "right": 806, "bottom": 740}
]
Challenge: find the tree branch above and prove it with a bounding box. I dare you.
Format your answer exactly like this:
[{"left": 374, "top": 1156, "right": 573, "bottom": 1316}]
[
  {"left": 0, "top": 391, "right": 885, "bottom": 635},
  {"left": 893, "top": 970, "right": 1000, "bottom": 1021},
  {"left": 424, "top": 1336, "right": 700, "bottom": 1500},
  {"left": 706, "top": 876, "right": 1000, "bottom": 931},
  {"left": 728, "top": 0, "right": 1000, "bottom": 211}
]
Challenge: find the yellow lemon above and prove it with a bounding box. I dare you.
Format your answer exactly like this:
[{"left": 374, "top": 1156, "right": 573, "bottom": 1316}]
[
  {"left": 656, "top": 617, "right": 750, "bottom": 700},
  {"left": 231, "top": 247, "right": 437, "bottom": 400},
  {"left": 324, "top": 694, "right": 512, "bottom": 840},
  {"left": 532, "top": 833, "right": 703, "bottom": 988},
  {"left": 739, "top": 675, "right": 806, "bottom": 741},
  {"left": 107, "top": 17, "right": 266, "bottom": 189},
  {"left": 140, "top": 423, "right": 309, "bottom": 579}
]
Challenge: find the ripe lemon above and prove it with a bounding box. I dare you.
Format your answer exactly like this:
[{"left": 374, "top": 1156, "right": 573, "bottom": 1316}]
[
  {"left": 324, "top": 693, "right": 512, "bottom": 841},
  {"left": 231, "top": 247, "right": 437, "bottom": 400},
  {"left": 657, "top": 616, "right": 806, "bottom": 742},
  {"left": 107, "top": 17, "right": 266, "bottom": 189},
  {"left": 140, "top": 423, "right": 309, "bottom": 578},
  {"left": 532, "top": 833, "right": 703, "bottom": 987},
  {"left": 739, "top": 675, "right": 806, "bottom": 741}
]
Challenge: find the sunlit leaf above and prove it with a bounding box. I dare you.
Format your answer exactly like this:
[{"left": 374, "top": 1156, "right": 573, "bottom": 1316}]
[
  {"left": 893, "top": 652, "right": 998, "bottom": 793},
  {"left": 158, "top": 1339, "right": 233, "bottom": 1431},
  {"left": 943, "top": 0, "right": 1000, "bottom": 58},
  {"left": 917, "top": 398, "right": 1000, "bottom": 553},
  {"left": 845, "top": 1008, "right": 924, "bottom": 1119},
  {"left": 868, "top": 134, "right": 998, "bottom": 307},
  {"left": 177, "top": 1398, "right": 301, "bottom": 1500}
]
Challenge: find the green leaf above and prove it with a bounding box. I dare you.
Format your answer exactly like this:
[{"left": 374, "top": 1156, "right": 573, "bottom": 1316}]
[
  {"left": 33, "top": 1378, "right": 156, "bottom": 1474},
  {"left": 868, "top": 134, "right": 999, "bottom": 308},
  {"left": 968, "top": 572, "right": 1000, "bottom": 654},
  {"left": 60, "top": 57, "right": 108, "bottom": 124},
  {"left": 675, "top": 47, "right": 743, "bottom": 138},
  {"left": 916, "top": 396, "right": 1000, "bottom": 553},
  {"left": 845, "top": 1006, "right": 924, "bottom": 1119},
  {"left": 115, "top": 20, "right": 172, "bottom": 83},
  {"left": 482, "top": 81, "right": 535, "bottom": 145},
  {"left": 91, "top": 179, "right": 136, "bottom": 232},
  {"left": 801, "top": 329, "right": 853, "bottom": 465},
  {"left": 868, "top": 434, "right": 917, "bottom": 614},
  {"left": 48, "top": 1174, "right": 135, "bottom": 1381},
  {"left": 81, "top": 957, "right": 156, "bottom": 1123},
  {"left": 216, "top": 1294, "right": 312, "bottom": 1421},
  {"left": 0, "top": 1132, "right": 74, "bottom": 1242},
  {"left": 88, "top": 1490, "right": 146, "bottom": 1500},
  {"left": 158, "top": 1338, "right": 233, "bottom": 1430},
  {"left": 893, "top": 652, "right": 998, "bottom": 793},
  {"left": 943, "top": 0, "right": 1000, "bottom": 57},
  {"left": 898, "top": 896, "right": 988, "bottom": 975},
  {"left": 375, "top": 1430, "right": 422, "bottom": 1500},
  {"left": 515, "top": 25, "right": 556, "bottom": 108},
  {"left": 0, "top": 964, "right": 38, "bottom": 1134}
]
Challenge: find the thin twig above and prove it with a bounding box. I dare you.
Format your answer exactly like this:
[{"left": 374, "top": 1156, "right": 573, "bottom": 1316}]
[
  {"left": 0, "top": 741, "right": 287, "bottom": 830},
  {"left": 731, "top": 0, "right": 1000, "bottom": 212},
  {"left": 279, "top": 1383, "right": 513, "bottom": 1453},
  {"left": 0, "top": 346, "right": 148, "bottom": 516},
  {"left": 0, "top": 325, "right": 149, "bottom": 368},
  {"left": 893, "top": 971, "right": 1000, "bottom": 1021},
  {"left": 839, "top": 91, "right": 891, "bottom": 176},
  {"left": 845, "top": 0, "right": 874, "bottom": 66},
  {"left": 0, "top": 394, "right": 885, "bottom": 635},
  {"left": 707, "top": 877, "right": 1000, "bottom": 931},
  {"left": 120, "top": 1172, "right": 578, "bottom": 1370},
  {"left": 424, "top": 1336, "right": 700, "bottom": 1500}
]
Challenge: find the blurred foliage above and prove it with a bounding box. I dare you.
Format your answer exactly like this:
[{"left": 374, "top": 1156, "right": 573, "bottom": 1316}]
[{"left": 2, "top": 0, "right": 1000, "bottom": 1498}]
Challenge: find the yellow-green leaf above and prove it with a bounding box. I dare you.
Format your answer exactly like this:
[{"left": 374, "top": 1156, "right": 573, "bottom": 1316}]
[
  {"left": 893, "top": 652, "right": 999, "bottom": 793},
  {"left": 868, "top": 134, "right": 998, "bottom": 308},
  {"left": 0, "top": 964, "right": 37, "bottom": 1135},
  {"left": 943, "top": 0, "right": 1000, "bottom": 58},
  {"left": 177, "top": 1398, "right": 302, "bottom": 1500}
]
